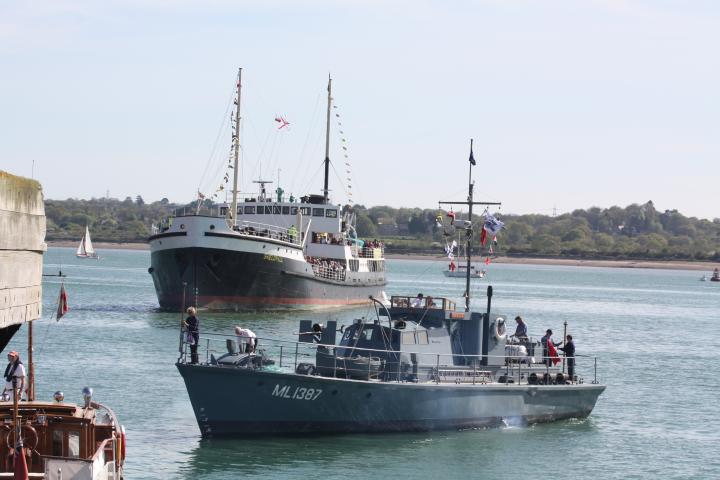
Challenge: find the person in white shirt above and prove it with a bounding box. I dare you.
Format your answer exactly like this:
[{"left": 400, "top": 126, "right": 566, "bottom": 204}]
[
  {"left": 235, "top": 327, "right": 257, "bottom": 353},
  {"left": 411, "top": 293, "right": 424, "bottom": 308},
  {"left": 2, "top": 351, "right": 25, "bottom": 402}
]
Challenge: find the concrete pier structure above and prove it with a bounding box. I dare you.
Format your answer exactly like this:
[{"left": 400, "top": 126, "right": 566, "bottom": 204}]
[{"left": 0, "top": 170, "right": 46, "bottom": 351}]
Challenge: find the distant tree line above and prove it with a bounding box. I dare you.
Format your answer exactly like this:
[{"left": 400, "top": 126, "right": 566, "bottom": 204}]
[
  {"left": 44, "top": 198, "right": 720, "bottom": 261},
  {"left": 351, "top": 201, "right": 720, "bottom": 261},
  {"left": 45, "top": 196, "right": 179, "bottom": 243}
]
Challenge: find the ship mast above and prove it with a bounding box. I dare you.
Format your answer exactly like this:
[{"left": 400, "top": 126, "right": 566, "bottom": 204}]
[
  {"left": 231, "top": 68, "right": 242, "bottom": 227},
  {"left": 323, "top": 75, "right": 332, "bottom": 204},
  {"left": 439, "top": 139, "right": 501, "bottom": 312}
]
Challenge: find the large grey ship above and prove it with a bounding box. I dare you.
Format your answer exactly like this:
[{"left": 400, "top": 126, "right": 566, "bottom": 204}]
[
  {"left": 175, "top": 146, "right": 605, "bottom": 436},
  {"left": 148, "top": 69, "right": 386, "bottom": 311}
]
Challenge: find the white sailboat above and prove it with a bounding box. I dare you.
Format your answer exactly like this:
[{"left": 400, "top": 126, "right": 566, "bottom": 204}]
[{"left": 76, "top": 225, "right": 99, "bottom": 259}]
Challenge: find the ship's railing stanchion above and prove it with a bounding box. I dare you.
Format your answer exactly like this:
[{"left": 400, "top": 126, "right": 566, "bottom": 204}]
[
  {"left": 546, "top": 358, "right": 550, "bottom": 384},
  {"left": 593, "top": 357, "right": 598, "bottom": 384},
  {"left": 294, "top": 343, "right": 299, "bottom": 371},
  {"left": 435, "top": 355, "right": 440, "bottom": 384}
]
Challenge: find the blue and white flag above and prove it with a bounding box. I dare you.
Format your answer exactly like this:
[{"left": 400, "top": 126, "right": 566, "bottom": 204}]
[
  {"left": 483, "top": 214, "right": 504, "bottom": 236},
  {"left": 445, "top": 240, "right": 457, "bottom": 259}
]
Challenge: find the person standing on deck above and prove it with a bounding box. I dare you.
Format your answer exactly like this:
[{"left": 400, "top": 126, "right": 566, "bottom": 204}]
[
  {"left": 184, "top": 307, "right": 200, "bottom": 364},
  {"left": 512, "top": 316, "right": 528, "bottom": 340},
  {"left": 2, "top": 351, "right": 25, "bottom": 401},
  {"left": 558, "top": 335, "right": 576, "bottom": 381},
  {"left": 540, "top": 329, "right": 561, "bottom": 366}
]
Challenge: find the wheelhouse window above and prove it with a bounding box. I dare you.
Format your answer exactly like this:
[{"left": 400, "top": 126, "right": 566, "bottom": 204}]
[
  {"left": 416, "top": 330, "right": 429, "bottom": 345},
  {"left": 291, "top": 207, "right": 299, "bottom": 215},
  {"left": 361, "top": 326, "right": 374, "bottom": 342},
  {"left": 52, "top": 430, "right": 63, "bottom": 456},
  {"left": 282, "top": 206, "right": 290, "bottom": 214},
  {"left": 244, "top": 206, "right": 256, "bottom": 214},
  {"left": 325, "top": 209, "right": 338, "bottom": 218},
  {"left": 312, "top": 208, "right": 324, "bottom": 217},
  {"left": 300, "top": 207, "right": 311, "bottom": 215},
  {"left": 273, "top": 206, "right": 282, "bottom": 215},
  {"left": 401, "top": 331, "right": 415, "bottom": 345},
  {"left": 68, "top": 431, "right": 80, "bottom": 458}
]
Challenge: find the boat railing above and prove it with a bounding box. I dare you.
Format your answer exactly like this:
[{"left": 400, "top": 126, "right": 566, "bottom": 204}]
[
  {"left": 353, "top": 246, "right": 384, "bottom": 259},
  {"left": 180, "top": 332, "right": 599, "bottom": 385},
  {"left": 310, "top": 263, "right": 346, "bottom": 282},
  {"left": 232, "top": 220, "right": 302, "bottom": 246}
]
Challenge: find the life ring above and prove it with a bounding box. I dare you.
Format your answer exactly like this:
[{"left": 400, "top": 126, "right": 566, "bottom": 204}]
[
  {"left": 494, "top": 318, "right": 507, "bottom": 341},
  {"left": 5, "top": 424, "right": 38, "bottom": 451}
]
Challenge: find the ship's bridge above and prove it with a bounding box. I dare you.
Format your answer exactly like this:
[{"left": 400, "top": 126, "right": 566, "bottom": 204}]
[{"left": 388, "top": 295, "right": 467, "bottom": 322}]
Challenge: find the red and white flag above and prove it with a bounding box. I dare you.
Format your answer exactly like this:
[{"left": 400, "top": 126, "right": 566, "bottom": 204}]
[
  {"left": 56, "top": 283, "right": 69, "bottom": 321},
  {"left": 548, "top": 341, "right": 560, "bottom": 365}
]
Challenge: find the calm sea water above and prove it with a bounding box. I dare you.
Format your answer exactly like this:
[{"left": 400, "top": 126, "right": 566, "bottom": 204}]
[{"left": 7, "top": 247, "right": 720, "bottom": 479}]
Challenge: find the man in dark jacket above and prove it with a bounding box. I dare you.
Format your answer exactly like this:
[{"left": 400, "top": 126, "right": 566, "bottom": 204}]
[
  {"left": 558, "top": 335, "right": 576, "bottom": 381},
  {"left": 184, "top": 306, "right": 200, "bottom": 364}
]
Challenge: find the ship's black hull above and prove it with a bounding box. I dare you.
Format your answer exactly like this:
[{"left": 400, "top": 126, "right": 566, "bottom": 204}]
[{"left": 149, "top": 246, "right": 386, "bottom": 311}]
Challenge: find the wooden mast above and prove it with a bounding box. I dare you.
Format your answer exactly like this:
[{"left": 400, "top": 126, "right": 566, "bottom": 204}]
[
  {"left": 230, "top": 68, "right": 242, "bottom": 227},
  {"left": 323, "top": 75, "right": 332, "bottom": 204}
]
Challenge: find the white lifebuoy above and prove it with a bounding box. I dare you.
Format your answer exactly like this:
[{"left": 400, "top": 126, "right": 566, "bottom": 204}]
[{"left": 494, "top": 317, "right": 507, "bottom": 341}]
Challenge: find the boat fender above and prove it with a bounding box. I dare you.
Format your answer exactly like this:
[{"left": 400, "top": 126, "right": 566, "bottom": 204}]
[
  {"left": 120, "top": 425, "right": 126, "bottom": 463},
  {"left": 494, "top": 318, "right": 507, "bottom": 341}
]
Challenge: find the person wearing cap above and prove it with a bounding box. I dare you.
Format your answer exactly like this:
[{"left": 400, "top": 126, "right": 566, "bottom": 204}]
[
  {"left": 235, "top": 326, "right": 257, "bottom": 354},
  {"left": 184, "top": 307, "right": 200, "bottom": 364},
  {"left": 2, "top": 351, "right": 26, "bottom": 401}
]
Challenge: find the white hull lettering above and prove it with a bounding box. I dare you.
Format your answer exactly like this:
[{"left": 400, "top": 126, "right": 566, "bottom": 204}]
[{"left": 271, "top": 384, "right": 322, "bottom": 401}]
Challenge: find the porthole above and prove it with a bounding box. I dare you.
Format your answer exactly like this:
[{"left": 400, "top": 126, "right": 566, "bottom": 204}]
[
  {"left": 180, "top": 224, "right": 186, "bottom": 230},
  {"left": 209, "top": 225, "right": 215, "bottom": 230}
]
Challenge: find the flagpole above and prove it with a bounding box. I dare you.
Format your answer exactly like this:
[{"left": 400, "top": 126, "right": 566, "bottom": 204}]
[
  {"left": 323, "top": 74, "right": 332, "bottom": 204},
  {"left": 230, "top": 68, "right": 242, "bottom": 228},
  {"left": 27, "top": 321, "right": 34, "bottom": 401},
  {"left": 438, "top": 140, "right": 501, "bottom": 312},
  {"left": 465, "top": 139, "right": 474, "bottom": 312}
]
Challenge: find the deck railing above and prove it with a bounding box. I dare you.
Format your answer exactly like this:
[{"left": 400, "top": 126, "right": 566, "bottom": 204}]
[
  {"left": 232, "top": 220, "right": 302, "bottom": 246},
  {"left": 310, "top": 264, "right": 346, "bottom": 282},
  {"left": 179, "top": 332, "right": 599, "bottom": 386}
]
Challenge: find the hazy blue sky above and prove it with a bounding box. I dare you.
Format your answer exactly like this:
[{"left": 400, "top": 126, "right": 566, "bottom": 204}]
[{"left": 1, "top": 1, "right": 718, "bottom": 219}]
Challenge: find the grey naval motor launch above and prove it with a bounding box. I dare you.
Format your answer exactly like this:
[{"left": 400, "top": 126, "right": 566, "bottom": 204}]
[
  {"left": 148, "top": 69, "right": 386, "bottom": 311},
  {"left": 175, "top": 144, "right": 605, "bottom": 436}
]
